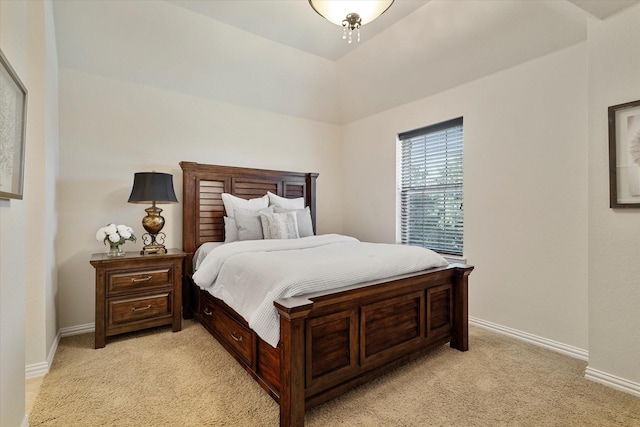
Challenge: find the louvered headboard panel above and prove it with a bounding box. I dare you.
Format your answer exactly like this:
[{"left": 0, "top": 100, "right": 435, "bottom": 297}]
[
  {"left": 180, "top": 162, "right": 318, "bottom": 276},
  {"left": 198, "top": 179, "right": 226, "bottom": 243}
]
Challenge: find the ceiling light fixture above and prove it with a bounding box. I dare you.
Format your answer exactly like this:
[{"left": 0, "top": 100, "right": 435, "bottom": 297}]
[{"left": 308, "top": 0, "right": 394, "bottom": 44}]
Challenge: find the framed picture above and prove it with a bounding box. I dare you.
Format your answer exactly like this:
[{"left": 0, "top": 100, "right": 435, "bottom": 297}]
[
  {"left": 609, "top": 99, "right": 640, "bottom": 208},
  {"left": 0, "top": 48, "right": 28, "bottom": 200}
]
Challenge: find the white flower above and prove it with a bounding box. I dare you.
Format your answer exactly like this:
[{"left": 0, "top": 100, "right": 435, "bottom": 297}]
[
  {"left": 105, "top": 223, "right": 117, "bottom": 235},
  {"left": 117, "top": 224, "right": 131, "bottom": 239},
  {"left": 95, "top": 228, "right": 107, "bottom": 242},
  {"left": 96, "top": 223, "right": 136, "bottom": 246}
]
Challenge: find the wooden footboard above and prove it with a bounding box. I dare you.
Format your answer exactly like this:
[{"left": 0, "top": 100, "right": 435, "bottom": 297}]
[{"left": 189, "top": 263, "right": 472, "bottom": 427}]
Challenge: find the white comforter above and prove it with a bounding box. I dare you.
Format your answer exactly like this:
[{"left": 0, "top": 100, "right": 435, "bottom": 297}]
[{"left": 193, "top": 234, "right": 448, "bottom": 347}]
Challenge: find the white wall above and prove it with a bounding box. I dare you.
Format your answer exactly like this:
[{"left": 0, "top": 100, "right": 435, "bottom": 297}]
[
  {"left": 587, "top": 4, "right": 640, "bottom": 388},
  {"left": 24, "top": 0, "right": 59, "bottom": 372},
  {"left": 0, "top": 1, "right": 27, "bottom": 424},
  {"left": 0, "top": 0, "right": 57, "bottom": 425},
  {"left": 43, "top": 0, "right": 59, "bottom": 370},
  {"left": 341, "top": 44, "right": 589, "bottom": 351},
  {"left": 55, "top": 2, "right": 344, "bottom": 329}
]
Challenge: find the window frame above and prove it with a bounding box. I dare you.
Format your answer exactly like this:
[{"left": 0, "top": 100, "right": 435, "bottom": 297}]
[{"left": 397, "top": 117, "right": 464, "bottom": 256}]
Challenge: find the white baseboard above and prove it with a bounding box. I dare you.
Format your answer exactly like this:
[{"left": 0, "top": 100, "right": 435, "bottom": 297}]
[
  {"left": 47, "top": 329, "right": 60, "bottom": 366},
  {"left": 21, "top": 414, "right": 29, "bottom": 427},
  {"left": 25, "top": 329, "right": 60, "bottom": 379},
  {"left": 585, "top": 367, "right": 640, "bottom": 397},
  {"left": 469, "top": 316, "right": 589, "bottom": 361},
  {"left": 25, "top": 361, "right": 49, "bottom": 379},
  {"left": 24, "top": 324, "right": 93, "bottom": 380},
  {"left": 60, "top": 322, "right": 94, "bottom": 337}
]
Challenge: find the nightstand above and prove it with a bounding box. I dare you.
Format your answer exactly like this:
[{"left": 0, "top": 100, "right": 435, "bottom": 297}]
[{"left": 90, "top": 249, "right": 187, "bottom": 348}]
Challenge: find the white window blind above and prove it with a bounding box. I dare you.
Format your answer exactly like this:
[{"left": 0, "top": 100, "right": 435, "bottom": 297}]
[{"left": 398, "top": 117, "right": 464, "bottom": 255}]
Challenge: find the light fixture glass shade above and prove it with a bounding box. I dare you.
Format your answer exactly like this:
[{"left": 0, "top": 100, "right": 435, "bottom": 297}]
[{"left": 308, "top": 0, "right": 394, "bottom": 26}]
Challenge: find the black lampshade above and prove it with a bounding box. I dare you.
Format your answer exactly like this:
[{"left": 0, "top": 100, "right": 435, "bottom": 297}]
[{"left": 128, "top": 172, "right": 178, "bottom": 204}]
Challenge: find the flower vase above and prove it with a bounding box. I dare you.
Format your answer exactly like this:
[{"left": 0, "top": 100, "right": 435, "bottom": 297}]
[{"left": 107, "top": 242, "right": 125, "bottom": 257}]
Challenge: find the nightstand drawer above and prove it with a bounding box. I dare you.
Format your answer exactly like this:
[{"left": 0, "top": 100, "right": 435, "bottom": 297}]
[
  {"left": 214, "top": 309, "right": 253, "bottom": 364},
  {"left": 107, "top": 267, "right": 172, "bottom": 295},
  {"left": 108, "top": 293, "right": 172, "bottom": 326}
]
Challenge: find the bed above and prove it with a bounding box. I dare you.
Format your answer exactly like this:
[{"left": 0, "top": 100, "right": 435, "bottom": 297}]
[{"left": 180, "top": 161, "right": 474, "bottom": 427}]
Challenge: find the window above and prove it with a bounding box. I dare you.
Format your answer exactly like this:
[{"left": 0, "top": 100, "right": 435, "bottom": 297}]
[{"left": 398, "top": 117, "right": 464, "bottom": 255}]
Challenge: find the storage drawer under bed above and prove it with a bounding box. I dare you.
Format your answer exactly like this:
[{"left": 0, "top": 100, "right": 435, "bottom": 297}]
[{"left": 199, "top": 291, "right": 255, "bottom": 366}]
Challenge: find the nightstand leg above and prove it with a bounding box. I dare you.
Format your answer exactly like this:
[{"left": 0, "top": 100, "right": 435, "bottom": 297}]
[
  {"left": 173, "top": 263, "right": 183, "bottom": 332},
  {"left": 95, "top": 270, "right": 106, "bottom": 349},
  {"left": 95, "top": 330, "right": 106, "bottom": 349}
]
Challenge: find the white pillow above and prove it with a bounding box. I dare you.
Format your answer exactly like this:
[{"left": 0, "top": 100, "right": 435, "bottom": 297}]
[
  {"left": 267, "top": 191, "right": 305, "bottom": 210},
  {"left": 273, "top": 206, "right": 314, "bottom": 237},
  {"left": 223, "top": 216, "right": 238, "bottom": 243},
  {"left": 221, "top": 193, "right": 269, "bottom": 217},
  {"left": 234, "top": 207, "right": 273, "bottom": 241},
  {"left": 260, "top": 211, "right": 300, "bottom": 240}
]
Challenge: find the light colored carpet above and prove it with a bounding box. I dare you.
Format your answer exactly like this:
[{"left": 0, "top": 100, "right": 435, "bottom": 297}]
[{"left": 29, "top": 320, "right": 640, "bottom": 426}]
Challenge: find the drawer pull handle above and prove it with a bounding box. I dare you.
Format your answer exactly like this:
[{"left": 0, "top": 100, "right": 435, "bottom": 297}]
[
  {"left": 131, "top": 305, "right": 152, "bottom": 312},
  {"left": 131, "top": 276, "right": 153, "bottom": 283},
  {"left": 203, "top": 308, "right": 213, "bottom": 316},
  {"left": 231, "top": 331, "right": 243, "bottom": 343}
]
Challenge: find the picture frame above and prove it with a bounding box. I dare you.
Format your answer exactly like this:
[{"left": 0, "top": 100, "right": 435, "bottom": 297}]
[
  {"left": 609, "top": 99, "right": 640, "bottom": 208},
  {"left": 0, "top": 47, "right": 28, "bottom": 200}
]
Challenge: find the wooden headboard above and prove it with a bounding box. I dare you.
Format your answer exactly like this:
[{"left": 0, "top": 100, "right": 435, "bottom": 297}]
[{"left": 180, "top": 162, "right": 318, "bottom": 276}]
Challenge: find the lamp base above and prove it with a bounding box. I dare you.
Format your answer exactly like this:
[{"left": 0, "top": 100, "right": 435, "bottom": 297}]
[
  {"left": 140, "top": 232, "right": 167, "bottom": 255},
  {"left": 140, "top": 244, "right": 167, "bottom": 255}
]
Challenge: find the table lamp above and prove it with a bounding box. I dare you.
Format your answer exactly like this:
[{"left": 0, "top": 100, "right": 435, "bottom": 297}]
[{"left": 128, "top": 172, "right": 178, "bottom": 255}]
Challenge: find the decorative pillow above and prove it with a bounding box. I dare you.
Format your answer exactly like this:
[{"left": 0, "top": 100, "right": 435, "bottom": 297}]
[
  {"left": 234, "top": 207, "right": 273, "bottom": 241},
  {"left": 223, "top": 216, "right": 238, "bottom": 243},
  {"left": 273, "top": 206, "right": 314, "bottom": 237},
  {"left": 260, "top": 211, "right": 300, "bottom": 240},
  {"left": 221, "top": 193, "right": 269, "bottom": 217},
  {"left": 267, "top": 191, "right": 305, "bottom": 210}
]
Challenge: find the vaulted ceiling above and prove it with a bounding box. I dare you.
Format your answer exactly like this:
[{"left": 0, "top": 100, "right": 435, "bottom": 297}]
[
  {"left": 54, "top": 0, "right": 640, "bottom": 124},
  {"left": 169, "top": 0, "right": 639, "bottom": 60}
]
